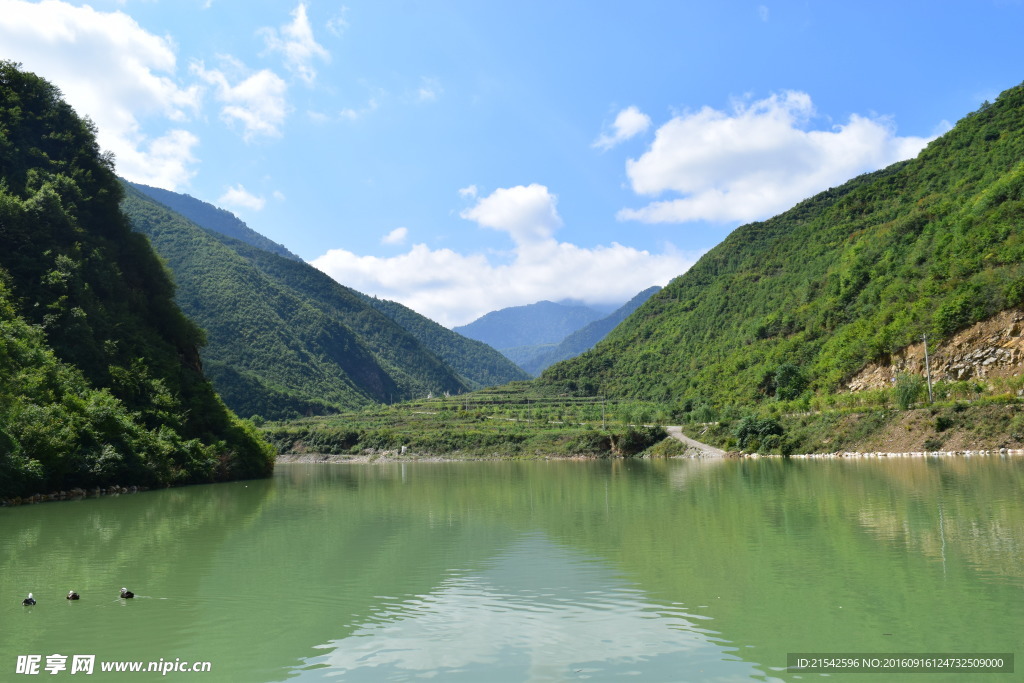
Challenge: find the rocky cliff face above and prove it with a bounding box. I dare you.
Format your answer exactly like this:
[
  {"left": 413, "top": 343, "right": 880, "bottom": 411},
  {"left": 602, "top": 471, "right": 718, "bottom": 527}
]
[{"left": 847, "top": 309, "right": 1024, "bottom": 391}]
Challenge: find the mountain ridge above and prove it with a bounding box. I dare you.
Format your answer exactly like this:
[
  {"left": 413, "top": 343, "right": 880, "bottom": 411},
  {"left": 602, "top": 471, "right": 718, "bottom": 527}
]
[
  {"left": 454, "top": 300, "right": 617, "bottom": 352},
  {"left": 519, "top": 286, "right": 661, "bottom": 376},
  {"left": 123, "top": 182, "right": 528, "bottom": 418},
  {"left": 541, "top": 81, "right": 1024, "bottom": 417},
  {"left": 126, "top": 181, "right": 302, "bottom": 262}
]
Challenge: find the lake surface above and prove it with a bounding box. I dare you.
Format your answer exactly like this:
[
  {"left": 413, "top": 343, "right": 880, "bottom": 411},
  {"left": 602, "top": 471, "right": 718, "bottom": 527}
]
[{"left": 2, "top": 457, "right": 1022, "bottom": 682}]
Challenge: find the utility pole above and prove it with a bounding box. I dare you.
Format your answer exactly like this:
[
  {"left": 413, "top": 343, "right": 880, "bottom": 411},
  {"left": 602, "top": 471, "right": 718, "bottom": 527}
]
[{"left": 923, "top": 334, "right": 934, "bottom": 403}]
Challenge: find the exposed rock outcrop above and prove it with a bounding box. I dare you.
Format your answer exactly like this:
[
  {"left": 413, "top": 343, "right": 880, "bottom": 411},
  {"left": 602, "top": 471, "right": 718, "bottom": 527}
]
[{"left": 847, "top": 308, "right": 1024, "bottom": 391}]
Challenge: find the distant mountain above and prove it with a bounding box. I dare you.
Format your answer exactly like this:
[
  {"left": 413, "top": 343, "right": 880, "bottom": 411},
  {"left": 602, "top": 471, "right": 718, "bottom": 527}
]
[
  {"left": 518, "top": 286, "right": 661, "bottom": 376},
  {"left": 357, "top": 295, "right": 531, "bottom": 389},
  {"left": 122, "top": 183, "right": 526, "bottom": 418},
  {"left": 127, "top": 181, "right": 302, "bottom": 262},
  {"left": 122, "top": 184, "right": 469, "bottom": 419},
  {"left": 128, "top": 182, "right": 526, "bottom": 389},
  {"left": 454, "top": 301, "right": 610, "bottom": 350}
]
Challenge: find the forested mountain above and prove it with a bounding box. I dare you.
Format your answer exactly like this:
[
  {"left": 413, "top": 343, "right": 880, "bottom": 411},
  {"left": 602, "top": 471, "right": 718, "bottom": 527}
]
[
  {"left": 356, "top": 294, "right": 531, "bottom": 389},
  {"left": 127, "top": 182, "right": 526, "bottom": 390},
  {"left": 519, "top": 286, "right": 661, "bottom": 376},
  {"left": 127, "top": 181, "right": 301, "bottom": 262},
  {"left": 542, "top": 82, "right": 1024, "bottom": 411},
  {"left": 122, "top": 186, "right": 473, "bottom": 419},
  {"left": 0, "top": 62, "right": 274, "bottom": 498}
]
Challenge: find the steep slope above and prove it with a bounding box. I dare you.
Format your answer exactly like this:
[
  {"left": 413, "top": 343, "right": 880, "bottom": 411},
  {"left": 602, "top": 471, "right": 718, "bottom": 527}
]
[
  {"left": 356, "top": 294, "right": 531, "bottom": 389},
  {"left": 0, "top": 61, "right": 273, "bottom": 497},
  {"left": 127, "top": 181, "right": 301, "bottom": 261},
  {"left": 543, "top": 82, "right": 1024, "bottom": 409},
  {"left": 122, "top": 185, "right": 470, "bottom": 418},
  {"left": 454, "top": 300, "right": 611, "bottom": 351},
  {"left": 519, "top": 286, "right": 661, "bottom": 376}
]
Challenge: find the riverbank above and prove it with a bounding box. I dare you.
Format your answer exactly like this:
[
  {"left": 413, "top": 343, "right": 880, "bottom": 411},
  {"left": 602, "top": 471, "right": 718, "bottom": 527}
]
[
  {"left": 731, "top": 448, "right": 1024, "bottom": 459},
  {"left": 682, "top": 401, "right": 1024, "bottom": 456},
  {"left": 1, "top": 485, "right": 149, "bottom": 507},
  {"left": 275, "top": 451, "right": 655, "bottom": 464},
  {"left": 276, "top": 448, "right": 1024, "bottom": 464}
]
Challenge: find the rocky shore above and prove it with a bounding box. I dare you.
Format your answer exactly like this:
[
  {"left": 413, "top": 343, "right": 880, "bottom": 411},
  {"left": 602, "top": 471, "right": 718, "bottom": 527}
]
[
  {"left": 731, "top": 448, "right": 1024, "bottom": 459},
  {"left": 1, "top": 485, "right": 148, "bottom": 507}
]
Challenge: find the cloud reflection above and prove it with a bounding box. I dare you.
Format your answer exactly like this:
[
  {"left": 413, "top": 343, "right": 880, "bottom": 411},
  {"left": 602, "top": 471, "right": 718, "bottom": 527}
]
[{"left": 292, "top": 535, "right": 777, "bottom": 681}]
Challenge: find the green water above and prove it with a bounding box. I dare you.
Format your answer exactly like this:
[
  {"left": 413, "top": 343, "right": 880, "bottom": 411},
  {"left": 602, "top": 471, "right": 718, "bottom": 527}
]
[{"left": 2, "top": 458, "right": 1022, "bottom": 682}]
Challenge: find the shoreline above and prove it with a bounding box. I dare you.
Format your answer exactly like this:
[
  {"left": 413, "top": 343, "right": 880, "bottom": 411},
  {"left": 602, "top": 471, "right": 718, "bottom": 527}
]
[
  {"left": 733, "top": 447, "right": 1024, "bottom": 459},
  {"left": 10, "top": 448, "right": 1019, "bottom": 506},
  {"left": 276, "top": 447, "right": 1024, "bottom": 464},
  {"left": 274, "top": 452, "right": 603, "bottom": 464},
  {"left": 1, "top": 485, "right": 149, "bottom": 508}
]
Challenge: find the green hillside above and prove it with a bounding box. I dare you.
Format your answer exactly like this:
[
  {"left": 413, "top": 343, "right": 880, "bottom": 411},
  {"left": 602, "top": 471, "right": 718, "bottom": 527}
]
[
  {"left": 519, "top": 286, "right": 661, "bottom": 376},
  {"left": 0, "top": 61, "right": 273, "bottom": 497},
  {"left": 127, "top": 180, "right": 302, "bottom": 261},
  {"left": 356, "top": 294, "right": 531, "bottom": 389},
  {"left": 542, "top": 82, "right": 1024, "bottom": 414},
  {"left": 122, "top": 185, "right": 472, "bottom": 419}
]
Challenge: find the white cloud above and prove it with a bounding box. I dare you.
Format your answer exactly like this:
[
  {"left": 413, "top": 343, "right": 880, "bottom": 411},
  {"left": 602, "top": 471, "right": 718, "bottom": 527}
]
[
  {"left": 339, "top": 97, "right": 379, "bottom": 121},
  {"left": 758, "top": 5, "right": 769, "bottom": 22},
  {"left": 191, "top": 59, "right": 289, "bottom": 140},
  {"left": 116, "top": 130, "right": 201, "bottom": 189},
  {"left": 618, "top": 91, "right": 932, "bottom": 224},
  {"left": 259, "top": 3, "right": 330, "bottom": 86},
  {"left": 0, "top": 0, "right": 202, "bottom": 189},
  {"left": 592, "top": 106, "right": 652, "bottom": 151},
  {"left": 458, "top": 185, "right": 478, "bottom": 199},
  {"left": 382, "top": 227, "right": 408, "bottom": 245},
  {"left": 218, "top": 184, "right": 265, "bottom": 211},
  {"left": 313, "top": 537, "right": 750, "bottom": 679},
  {"left": 417, "top": 77, "right": 442, "bottom": 103},
  {"left": 459, "top": 184, "right": 563, "bottom": 245},
  {"left": 312, "top": 184, "right": 696, "bottom": 327},
  {"left": 326, "top": 6, "right": 349, "bottom": 37}
]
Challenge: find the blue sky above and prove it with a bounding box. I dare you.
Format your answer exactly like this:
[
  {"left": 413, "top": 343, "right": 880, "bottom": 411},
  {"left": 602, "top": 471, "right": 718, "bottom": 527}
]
[{"left": 2, "top": 0, "right": 1023, "bottom": 326}]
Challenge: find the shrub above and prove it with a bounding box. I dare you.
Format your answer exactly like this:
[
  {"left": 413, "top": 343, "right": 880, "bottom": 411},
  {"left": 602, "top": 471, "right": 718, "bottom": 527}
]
[
  {"left": 893, "top": 373, "right": 926, "bottom": 410},
  {"left": 733, "top": 416, "right": 784, "bottom": 451}
]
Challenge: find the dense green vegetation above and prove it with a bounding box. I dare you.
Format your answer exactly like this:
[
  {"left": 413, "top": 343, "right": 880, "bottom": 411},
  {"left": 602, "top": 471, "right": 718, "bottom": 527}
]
[
  {"left": 519, "top": 286, "right": 660, "bottom": 376},
  {"left": 356, "top": 293, "right": 531, "bottom": 389},
  {"left": 264, "top": 383, "right": 667, "bottom": 459},
  {"left": 128, "top": 181, "right": 301, "bottom": 261},
  {"left": 542, "top": 83, "right": 1024, "bottom": 423},
  {"left": 122, "top": 185, "right": 473, "bottom": 419},
  {"left": 0, "top": 61, "right": 274, "bottom": 498}
]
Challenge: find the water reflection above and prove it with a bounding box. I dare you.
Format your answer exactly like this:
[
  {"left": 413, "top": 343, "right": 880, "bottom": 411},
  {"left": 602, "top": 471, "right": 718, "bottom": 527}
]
[
  {"left": 293, "top": 534, "right": 771, "bottom": 682},
  {"left": 2, "top": 458, "right": 1022, "bottom": 682}
]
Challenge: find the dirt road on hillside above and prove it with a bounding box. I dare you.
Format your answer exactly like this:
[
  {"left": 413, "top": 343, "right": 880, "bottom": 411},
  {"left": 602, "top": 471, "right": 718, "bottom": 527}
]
[{"left": 665, "top": 426, "right": 726, "bottom": 457}]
